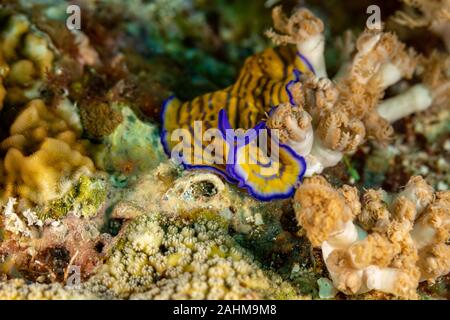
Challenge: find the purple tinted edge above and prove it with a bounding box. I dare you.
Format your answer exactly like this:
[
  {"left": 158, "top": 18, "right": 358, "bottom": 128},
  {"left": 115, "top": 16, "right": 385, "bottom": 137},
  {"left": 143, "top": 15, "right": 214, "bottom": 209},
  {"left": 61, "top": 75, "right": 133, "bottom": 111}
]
[
  {"left": 160, "top": 97, "right": 237, "bottom": 183},
  {"left": 285, "top": 68, "right": 303, "bottom": 106},
  {"left": 297, "top": 52, "right": 316, "bottom": 75},
  {"left": 160, "top": 95, "right": 175, "bottom": 157},
  {"left": 231, "top": 143, "right": 307, "bottom": 201}
]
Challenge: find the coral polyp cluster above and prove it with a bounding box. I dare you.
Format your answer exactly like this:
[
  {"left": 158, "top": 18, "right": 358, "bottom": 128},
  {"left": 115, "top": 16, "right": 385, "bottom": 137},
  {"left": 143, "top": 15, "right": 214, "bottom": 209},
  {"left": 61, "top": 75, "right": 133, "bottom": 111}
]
[
  {"left": 294, "top": 175, "right": 449, "bottom": 299},
  {"left": 86, "top": 213, "right": 300, "bottom": 300},
  {"left": 159, "top": 4, "right": 449, "bottom": 202}
]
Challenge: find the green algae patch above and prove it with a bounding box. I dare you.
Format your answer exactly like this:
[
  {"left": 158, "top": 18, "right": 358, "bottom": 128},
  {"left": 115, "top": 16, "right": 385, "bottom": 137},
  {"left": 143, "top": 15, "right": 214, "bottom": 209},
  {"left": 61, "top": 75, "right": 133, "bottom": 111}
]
[
  {"left": 96, "top": 106, "right": 165, "bottom": 179},
  {"left": 39, "top": 175, "right": 107, "bottom": 220}
]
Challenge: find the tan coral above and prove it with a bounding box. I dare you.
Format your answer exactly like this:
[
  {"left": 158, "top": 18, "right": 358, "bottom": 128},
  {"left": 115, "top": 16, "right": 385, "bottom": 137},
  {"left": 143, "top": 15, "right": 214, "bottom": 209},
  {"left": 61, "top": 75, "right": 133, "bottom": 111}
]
[
  {"left": 417, "top": 243, "right": 450, "bottom": 282},
  {"left": 294, "top": 176, "right": 419, "bottom": 298},
  {"left": 293, "top": 175, "right": 356, "bottom": 247},
  {"left": 358, "top": 188, "right": 392, "bottom": 233},
  {"left": 326, "top": 219, "right": 419, "bottom": 298},
  {"left": 0, "top": 99, "right": 95, "bottom": 207},
  {"left": 262, "top": 7, "right": 439, "bottom": 176},
  {"left": 375, "top": 47, "right": 449, "bottom": 126},
  {"left": 266, "top": 103, "right": 313, "bottom": 157},
  {"left": 265, "top": 6, "right": 327, "bottom": 77},
  {"left": 417, "top": 51, "right": 450, "bottom": 108},
  {"left": 294, "top": 175, "right": 449, "bottom": 299},
  {"left": 343, "top": 29, "right": 417, "bottom": 89},
  {"left": 265, "top": 6, "right": 324, "bottom": 46},
  {"left": 340, "top": 185, "right": 362, "bottom": 217},
  {"left": 0, "top": 13, "right": 55, "bottom": 106},
  {"left": 389, "top": 196, "right": 418, "bottom": 229},
  {"left": 363, "top": 111, "right": 394, "bottom": 145},
  {"left": 369, "top": 33, "right": 417, "bottom": 88},
  {"left": 302, "top": 76, "right": 339, "bottom": 117},
  {"left": 393, "top": 0, "right": 450, "bottom": 51},
  {"left": 315, "top": 111, "right": 366, "bottom": 153},
  {"left": 411, "top": 191, "right": 450, "bottom": 282},
  {"left": 347, "top": 233, "right": 399, "bottom": 269},
  {"left": 335, "top": 79, "right": 382, "bottom": 119},
  {"left": 350, "top": 30, "right": 396, "bottom": 85},
  {"left": 324, "top": 30, "right": 417, "bottom": 144},
  {"left": 334, "top": 30, "right": 418, "bottom": 145},
  {"left": 396, "top": 176, "right": 435, "bottom": 214},
  {"left": 325, "top": 249, "right": 364, "bottom": 294},
  {"left": 331, "top": 29, "right": 420, "bottom": 146},
  {"left": 258, "top": 5, "right": 449, "bottom": 180}
]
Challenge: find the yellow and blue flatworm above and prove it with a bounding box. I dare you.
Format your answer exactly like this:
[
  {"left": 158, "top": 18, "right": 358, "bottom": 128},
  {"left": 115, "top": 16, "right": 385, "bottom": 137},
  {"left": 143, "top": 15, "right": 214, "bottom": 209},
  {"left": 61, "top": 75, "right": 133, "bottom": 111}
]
[{"left": 161, "top": 45, "right": 313, "bottom": 200}]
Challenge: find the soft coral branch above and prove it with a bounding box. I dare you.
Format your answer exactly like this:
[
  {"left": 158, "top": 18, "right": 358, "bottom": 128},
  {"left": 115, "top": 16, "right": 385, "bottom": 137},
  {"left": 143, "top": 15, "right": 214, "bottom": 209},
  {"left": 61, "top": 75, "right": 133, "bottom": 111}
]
[{"left": 294, "top": 175, "right": 449, "bottom": 299}]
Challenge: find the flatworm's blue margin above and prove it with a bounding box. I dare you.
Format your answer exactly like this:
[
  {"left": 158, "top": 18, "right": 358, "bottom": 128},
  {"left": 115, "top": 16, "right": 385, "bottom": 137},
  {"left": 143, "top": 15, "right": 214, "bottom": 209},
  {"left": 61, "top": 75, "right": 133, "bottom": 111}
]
[
  {"left": 219, "top": 108, "right": 307, "bottom": 201},
  {"left": 161, "top": 98, "right": 238, "bottom": 183},
  {"left": 297, "top": 52, "right": 316, "bottom": 75},
  {"left": 160, "top": 95, "right": 174, "bottom": 157},
  {"left": 285, "top": 69, "right": 302, "bottom": 106},
  {"left": 231, "top": 142, "right": 307, "bottom": 201}
]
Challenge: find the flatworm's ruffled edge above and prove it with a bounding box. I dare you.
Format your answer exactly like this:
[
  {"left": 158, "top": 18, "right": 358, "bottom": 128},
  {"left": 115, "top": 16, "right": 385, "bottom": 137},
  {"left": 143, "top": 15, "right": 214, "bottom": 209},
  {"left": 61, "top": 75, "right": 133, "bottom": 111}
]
[
  {"left": 219, "top": 109, "right": 307, "bottom": 201},
  {"left": 285, "top": 52, "right": 315, "bottom": 106},
  {"left": 285, "top": 68, "right": 302, "bottom": 106},
  {"left": 231, "top": 141, "right": 307, "bottom": 201},
  {"left": 297, "top": 51, "right": 316, "bottom": 75},
  {"left": 218, "top": 109, "right": 266, "bottom": 147},
  {"left": 161, "top": 105, "right": 307, "bottom": 200},
  {"left": 160, "top": 96, "right": 238, "bottom": 183},
  {"left": 218, "top": 109, "right": 268, "bottom": 187},
  {"left": 160, "top": 95, "right": 174, "bottom": 157}
]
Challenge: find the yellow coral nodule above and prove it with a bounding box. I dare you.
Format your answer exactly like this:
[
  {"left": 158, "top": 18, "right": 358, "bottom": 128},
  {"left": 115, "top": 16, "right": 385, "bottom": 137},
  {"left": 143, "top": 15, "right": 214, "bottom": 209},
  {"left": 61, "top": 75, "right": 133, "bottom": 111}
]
[{"left": 0, "top": 99, "right": 96, "bottom": 207}]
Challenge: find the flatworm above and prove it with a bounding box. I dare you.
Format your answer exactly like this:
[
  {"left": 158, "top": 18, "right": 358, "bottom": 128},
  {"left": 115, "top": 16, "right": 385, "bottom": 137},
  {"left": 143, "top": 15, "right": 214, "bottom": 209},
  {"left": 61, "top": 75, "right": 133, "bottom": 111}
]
[{"left": 160, "top": 46, "right": 314, "bottom": 200}]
